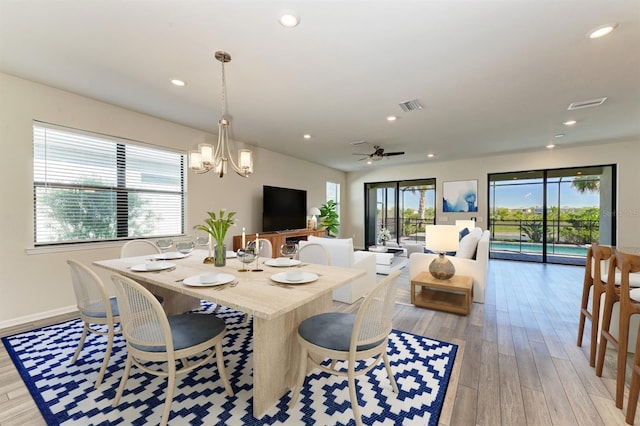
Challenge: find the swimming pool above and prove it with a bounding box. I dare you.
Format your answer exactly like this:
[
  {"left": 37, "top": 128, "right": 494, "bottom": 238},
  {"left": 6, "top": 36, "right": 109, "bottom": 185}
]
[{"left": 490, "top": 241, "right": 587, "bottom": 257}]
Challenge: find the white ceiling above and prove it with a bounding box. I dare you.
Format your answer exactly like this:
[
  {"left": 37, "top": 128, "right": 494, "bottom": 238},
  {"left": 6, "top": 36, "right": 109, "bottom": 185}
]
[{"left": 1, "top": 0, "right": 639, "bottom": 172}]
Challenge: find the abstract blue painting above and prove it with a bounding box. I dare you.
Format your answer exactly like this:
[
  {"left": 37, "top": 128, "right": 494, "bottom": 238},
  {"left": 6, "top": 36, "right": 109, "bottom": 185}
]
[{"left": 443, "top": 180, "right": 478, "bottom": 212}]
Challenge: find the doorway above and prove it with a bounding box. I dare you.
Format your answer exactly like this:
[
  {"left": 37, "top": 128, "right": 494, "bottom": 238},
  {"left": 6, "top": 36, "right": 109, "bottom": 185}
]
[
  {"left": 488, "top": 165, "right": 615, "bottom": 265},
  {"left": 365, "top": 179, "right": 436, "bottom": 248}
]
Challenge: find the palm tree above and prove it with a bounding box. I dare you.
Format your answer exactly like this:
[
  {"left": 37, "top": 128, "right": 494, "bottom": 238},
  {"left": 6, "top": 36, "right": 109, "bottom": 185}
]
[{"left": 571, "top": 175, "right": 599, "bottom": 193}]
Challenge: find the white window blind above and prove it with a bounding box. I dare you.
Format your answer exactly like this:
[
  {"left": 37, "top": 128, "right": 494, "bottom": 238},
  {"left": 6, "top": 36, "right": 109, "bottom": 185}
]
[{"left": 33, "top": 122, "right": 185, "bottom": 245}]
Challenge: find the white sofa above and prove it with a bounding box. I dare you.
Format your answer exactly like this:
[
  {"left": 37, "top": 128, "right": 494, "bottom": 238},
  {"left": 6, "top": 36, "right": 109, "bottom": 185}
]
[
  {"left": 299, "top": 236, "right": 377, "bottom": 304},
  {"left": 409, "top": 227, "right": 490, "bottom": 303}
]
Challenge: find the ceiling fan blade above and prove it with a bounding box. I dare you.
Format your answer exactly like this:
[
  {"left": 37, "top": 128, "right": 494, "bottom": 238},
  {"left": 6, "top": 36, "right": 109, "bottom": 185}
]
[{"left": 383, "top": 151, "right": 405, "bottom": 157}]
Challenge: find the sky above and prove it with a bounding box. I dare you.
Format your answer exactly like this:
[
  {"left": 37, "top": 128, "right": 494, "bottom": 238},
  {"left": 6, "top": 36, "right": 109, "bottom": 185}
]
[{"left": 401, "top": 181, "right": 599, "bottom": 210}]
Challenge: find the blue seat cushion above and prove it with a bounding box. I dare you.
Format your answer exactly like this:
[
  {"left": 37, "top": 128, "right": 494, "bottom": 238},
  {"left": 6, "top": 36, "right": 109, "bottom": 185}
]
[
  {"left": 131, "top": 313, "right": 225, "bottom": 352},
  {"left": 298, "top": 312, "right": 383, "bottom": 352},
  {"left": 82, "top": 297, "right": 119, "bottom": 318}
]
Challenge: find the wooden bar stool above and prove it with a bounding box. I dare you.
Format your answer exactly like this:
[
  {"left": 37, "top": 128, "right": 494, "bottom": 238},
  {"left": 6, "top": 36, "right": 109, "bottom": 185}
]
[
  {"left": 597, "top": 250, "right": 640, "bottom": 409},
  {"left": 577, "top": 244, "right": 613, "bottom": 367}
]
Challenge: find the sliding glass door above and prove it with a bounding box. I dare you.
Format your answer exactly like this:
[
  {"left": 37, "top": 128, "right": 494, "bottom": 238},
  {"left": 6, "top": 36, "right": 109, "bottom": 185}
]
[
  {"left": 365, "top": 179, "right": 435, "bottom": 248},
  {"left": 489, "top": 165, "right": 615, "bottom": 265}
]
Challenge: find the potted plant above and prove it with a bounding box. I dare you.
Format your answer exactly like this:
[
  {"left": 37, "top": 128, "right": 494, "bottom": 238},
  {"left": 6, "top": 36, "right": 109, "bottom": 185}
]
[
  {"left": 194, "top": 209, "right": 236, "bottom": 266},
  {"left": 318, "top": 200, "right": 340, "bottom": 237}
]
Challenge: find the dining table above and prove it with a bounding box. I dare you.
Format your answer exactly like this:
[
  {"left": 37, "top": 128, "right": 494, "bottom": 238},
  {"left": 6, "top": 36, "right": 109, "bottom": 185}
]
[{"left": 93, "top": 249, "right": 365, "bottom": 417}]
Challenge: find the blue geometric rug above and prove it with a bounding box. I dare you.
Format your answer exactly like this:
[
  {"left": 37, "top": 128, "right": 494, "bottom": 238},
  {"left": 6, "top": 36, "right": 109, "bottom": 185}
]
[{"left": 2, "top": 303, "right": 457, "bottom": 425}]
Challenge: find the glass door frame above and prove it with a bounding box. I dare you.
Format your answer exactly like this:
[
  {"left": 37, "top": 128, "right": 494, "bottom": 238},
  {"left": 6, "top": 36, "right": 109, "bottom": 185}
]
[{"left": 488, "top": 164, "right": 616, "bottom": 265}]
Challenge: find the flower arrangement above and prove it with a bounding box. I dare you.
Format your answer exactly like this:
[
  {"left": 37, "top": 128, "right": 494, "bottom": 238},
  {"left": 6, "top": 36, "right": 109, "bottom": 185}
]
[
  {"left": 194, "top": 209, "right": 236, "bottom": 265},
  {"left": 378, "top": 227, "right": 391, "bottom": 245}
]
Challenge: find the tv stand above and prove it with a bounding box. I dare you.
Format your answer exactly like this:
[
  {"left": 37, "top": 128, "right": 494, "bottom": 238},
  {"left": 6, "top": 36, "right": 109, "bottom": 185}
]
[{"left": 232, "top": 229, "right": 327, "bottom": 257}]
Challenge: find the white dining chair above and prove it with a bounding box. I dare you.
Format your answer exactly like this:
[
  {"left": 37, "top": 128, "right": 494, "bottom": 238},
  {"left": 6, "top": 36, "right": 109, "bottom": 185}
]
[
  {"left": 111, "top": 273, "right": 234, "bottom": 426},
  {"left": 247, "top": 238, "right": 272, "bottom": 258},
  {"left": 120, "top": 239, "right": 161, "bottom": 257},
  {"left": 67, "top": 259, "right": 120, "bottom": 388},
  {"left": 288, "top": 270, "right": 400, "bottom": 426},
  {"left": 297, "top": 242, "right": 331, "bottom": 265}
]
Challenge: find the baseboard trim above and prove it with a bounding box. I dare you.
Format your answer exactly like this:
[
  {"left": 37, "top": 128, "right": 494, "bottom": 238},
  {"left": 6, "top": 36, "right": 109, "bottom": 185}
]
[{"left": 0, "top": 305, "right": 78, "bottom": 337}]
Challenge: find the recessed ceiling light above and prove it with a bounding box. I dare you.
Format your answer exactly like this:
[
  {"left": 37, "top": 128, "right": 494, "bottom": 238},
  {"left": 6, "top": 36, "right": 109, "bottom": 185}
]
[
  {"left": 554, "top": 134, "right": 565, "bottom": 138},
  {"left": 386, "top": 116, "right": 397, "bottom": 122},
  {"left": 546, "top": 143, "right": 555, "bottom": 149},
  {"left": 279, "top": 10, "right": 299, "bottom": 27},
  {"left": 427, "top": 153, "right": 434, "bottom": 158},
  {"left": 563, "top": 120, "right": 577, "bottom": 126},
  {"left": 588, "top": 23, "right": 618, "bottom": 39},
  {"left": 366, "top": 159, "right": 373, "bottom": 165},
  {"left": 303, "top": 134, "right": 311, "bottom": 139},
  {"left": 171, "top": 79, "right": 186, "bottom": 87}
]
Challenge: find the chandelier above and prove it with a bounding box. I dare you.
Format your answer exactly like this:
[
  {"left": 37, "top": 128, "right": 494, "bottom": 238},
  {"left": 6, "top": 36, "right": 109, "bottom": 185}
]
[{"left": 188, "top": 51, "right": 253, "bottom": 178}]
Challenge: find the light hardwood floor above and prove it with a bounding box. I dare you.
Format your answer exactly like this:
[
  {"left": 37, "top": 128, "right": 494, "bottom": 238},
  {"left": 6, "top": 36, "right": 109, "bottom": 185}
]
[{"left": 1, "top": 259, "right": 639, "bottom": 425}]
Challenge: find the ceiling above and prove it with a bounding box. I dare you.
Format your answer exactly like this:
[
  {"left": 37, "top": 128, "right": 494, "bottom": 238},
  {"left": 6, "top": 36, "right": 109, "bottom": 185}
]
[{"left": 1, "top": 1, "right": 639, "bottom": 172}]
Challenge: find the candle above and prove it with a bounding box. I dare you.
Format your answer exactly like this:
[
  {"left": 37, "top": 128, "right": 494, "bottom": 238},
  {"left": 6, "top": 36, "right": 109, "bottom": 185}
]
[
  {"left": 242, "top": 227, "right": 246, "bottom": 249},
  {"left": 208, "top": 237, "right": 213, "bottom": 257}
]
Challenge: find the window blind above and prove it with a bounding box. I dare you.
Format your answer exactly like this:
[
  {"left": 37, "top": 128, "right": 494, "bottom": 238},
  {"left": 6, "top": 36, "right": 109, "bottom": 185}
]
[{"left": 33, "top": 122, "right": 185, "bottom": 245}]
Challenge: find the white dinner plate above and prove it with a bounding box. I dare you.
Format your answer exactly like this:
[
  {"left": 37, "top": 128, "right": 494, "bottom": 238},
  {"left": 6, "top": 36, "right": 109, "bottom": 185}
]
[
  {"left": 131, "top": 261, "right": 176, "bottom": 272},
  {"left": 154, "top": 252, "right": 188, "bottom": 260},
  {"left": 182, "top": 273, "right": 236, "bottom": 287},
  {"left": 264, "top": 258, "right": 301, "bottom": 267},
  {"left": 226, "top": 251, "right": 237, "bottom": 259},
  {"left": 270, "top": 271, "right": 318, "bottom": 285}
]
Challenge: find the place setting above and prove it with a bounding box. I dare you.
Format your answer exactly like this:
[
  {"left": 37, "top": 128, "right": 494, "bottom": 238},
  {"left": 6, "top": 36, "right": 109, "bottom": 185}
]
[
  {"left": 270, "top": 268, "right": 318, "bottom": 286},
  {"left": 130, "top": 261, "right": 176, "bottom": 272},
  {"left": 181, "top": 271, "right": 237, "bottom": 289}
]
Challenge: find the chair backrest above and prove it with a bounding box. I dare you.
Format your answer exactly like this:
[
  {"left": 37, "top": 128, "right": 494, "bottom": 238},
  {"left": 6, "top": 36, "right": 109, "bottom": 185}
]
[
  {"left": 350, "top": 270, "right": 400, "bottom": 352},
  {"left": 591, "top": 244, "right": 614, "bottom": 284},
  {"left": 616, "top": 251, "right": 640, "bottom": 301},
  {"left": 121, "top": 239, "right": 161, "bottom": 258},
  {"left": 297, "top": 242, "right": 331, "bottom": 265},
  {"left": 306, "top": 235, "right": 354, "bottom": 267},
  {"left": 248, "top": 238, "right": 272, "bottom": 258},
  {"left": 67, "top": 259, "right": 114, "bottom": 318},
  {"left": 111, "top": 273, "right": 173, "bottom": 353}
]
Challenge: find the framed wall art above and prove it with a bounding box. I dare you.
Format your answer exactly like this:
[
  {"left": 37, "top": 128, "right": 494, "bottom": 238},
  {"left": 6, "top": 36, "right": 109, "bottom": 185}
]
[{"left": 443, "top": 179, "right": 478, "bottom": 212}]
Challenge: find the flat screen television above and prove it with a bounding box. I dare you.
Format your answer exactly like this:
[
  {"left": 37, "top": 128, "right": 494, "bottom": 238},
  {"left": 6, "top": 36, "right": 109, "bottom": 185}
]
[{"left": 263, "top": 185, "right": 307, "bottom": 232}]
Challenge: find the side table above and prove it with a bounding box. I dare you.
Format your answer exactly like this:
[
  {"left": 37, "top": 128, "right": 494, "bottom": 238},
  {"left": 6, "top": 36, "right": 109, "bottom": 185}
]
[{"left": 411, "top": 271, "right": 473, "bottom": 315}]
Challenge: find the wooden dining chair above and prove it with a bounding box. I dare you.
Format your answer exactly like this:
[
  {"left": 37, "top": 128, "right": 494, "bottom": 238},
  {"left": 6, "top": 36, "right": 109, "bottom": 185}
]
[
  {"left": 577, "top": 244, "right": 612, "bottom": 367},
  {"left": 67, "top": 259, "right": 120, "bottom": 388},
  {"left": 297, "top": 242, "right": 331, "bottom": 265},
  {"left": 288, "top": 270, "right": 400, "bottom": 426},
  {"left": 110, "top": 273, "right": 234, "bottom": 426},
  {"left": 625, "top": 255, "right": 640, "bottom": 424},
  {"left": 596, "top": 250, "right": 640, "bottom": 409}
]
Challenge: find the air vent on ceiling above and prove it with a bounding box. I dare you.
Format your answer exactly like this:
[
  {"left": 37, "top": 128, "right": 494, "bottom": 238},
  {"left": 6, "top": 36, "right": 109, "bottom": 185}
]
[
  {"left": 567, "top": 97, "right": 607, "bottom": 110},
  {"left": 399, "top": 99, "right": 423, "bottom": 112},
  {"left": 350, "top": 140, "right": 368, "bottom": 146}
]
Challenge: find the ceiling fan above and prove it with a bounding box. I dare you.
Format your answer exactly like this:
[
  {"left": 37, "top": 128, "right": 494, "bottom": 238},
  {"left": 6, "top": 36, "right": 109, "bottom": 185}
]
[{"left": 354, "top": 145, "right": 405, "bottom": 163}]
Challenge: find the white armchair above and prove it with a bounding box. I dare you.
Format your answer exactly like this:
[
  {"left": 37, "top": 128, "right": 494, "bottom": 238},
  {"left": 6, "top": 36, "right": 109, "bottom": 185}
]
[{"left": 300, "top": 236, "right": 377, "bottom": 304}]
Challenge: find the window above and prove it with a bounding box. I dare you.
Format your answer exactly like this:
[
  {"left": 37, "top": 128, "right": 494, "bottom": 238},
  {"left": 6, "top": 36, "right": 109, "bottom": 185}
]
[
  {"left": 33, "top": 122, "right": 185, "bottom": 245},
  {"left": 326, "top": 181, "right": 340, "bottom": 217}
]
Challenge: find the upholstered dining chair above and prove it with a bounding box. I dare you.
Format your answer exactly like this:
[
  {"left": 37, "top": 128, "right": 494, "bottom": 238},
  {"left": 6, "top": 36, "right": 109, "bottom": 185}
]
[
  {"left": 67, "top": 259, "right": 120, "bottom": 388},
  {"left": 288, "top": 270, "right": 400, "bottom": 426},
  {"left": 247, "top": 238, "right": 272, "bottom": 258},
  {"left": 577, "top": 244, "right": 612, "bottom": 367},
  {"left": 296, "top": 242, "right": 331, "bottom": 265},
  {"left": 120, "top": 239, "right": 162, "bottom": 257},
  {"left": 110, "top": 273, "right": 234, "bottom": 426}
]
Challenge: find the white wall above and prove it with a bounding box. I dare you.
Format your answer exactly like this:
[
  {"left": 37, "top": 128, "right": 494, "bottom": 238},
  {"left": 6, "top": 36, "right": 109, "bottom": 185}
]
[
  {"left": 0, "top": 73, "right": 345, "bottom": 325},
  {"left": 344, "top": 142, "right": 640, "bottom": 249}
]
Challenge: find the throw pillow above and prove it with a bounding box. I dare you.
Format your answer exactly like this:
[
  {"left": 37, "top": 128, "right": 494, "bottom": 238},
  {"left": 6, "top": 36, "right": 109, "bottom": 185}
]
[
  {"left": 456, "top": 233, "right": 480, "bottom": 259},
  {"left": 459, "top": 227, "right": 470, "bottom": 241}
]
